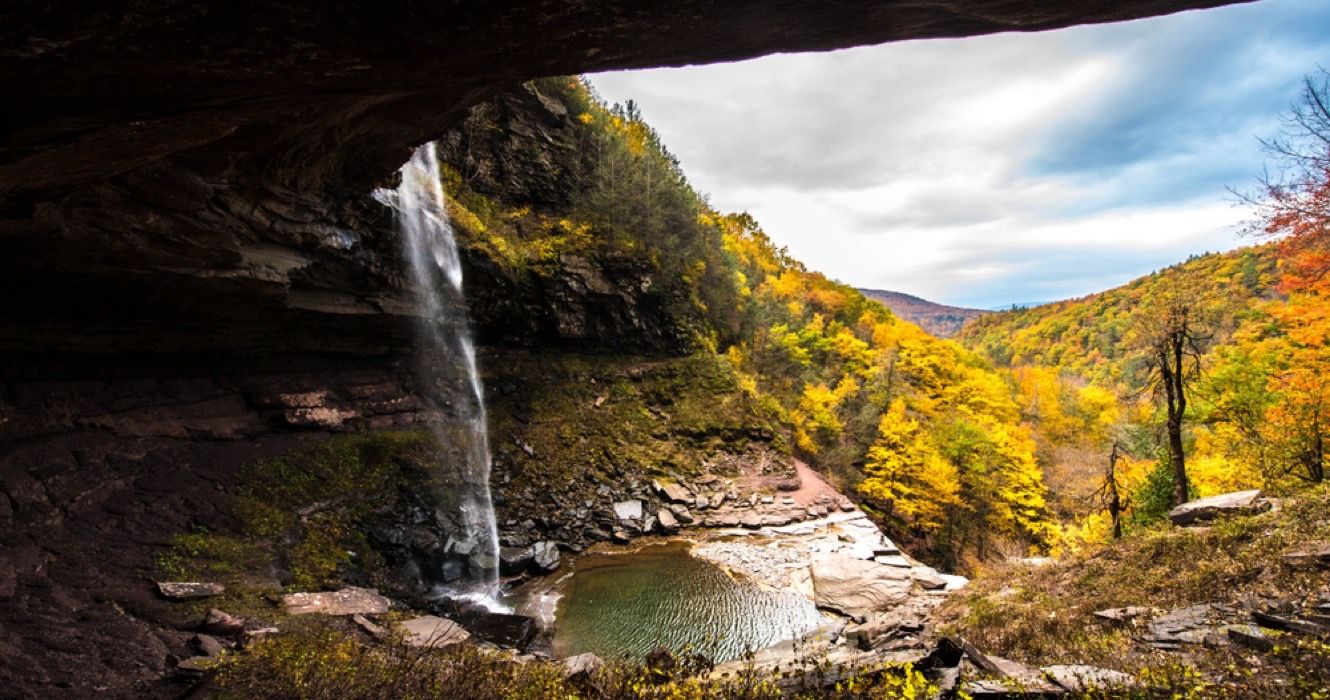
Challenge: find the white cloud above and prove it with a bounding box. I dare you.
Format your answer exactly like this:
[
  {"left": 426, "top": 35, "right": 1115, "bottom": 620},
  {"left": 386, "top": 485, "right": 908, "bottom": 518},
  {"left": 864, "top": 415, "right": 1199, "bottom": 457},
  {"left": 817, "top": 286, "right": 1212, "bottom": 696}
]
[{"left": 586, "top": 0, "right": 1330, "bottom": 307}]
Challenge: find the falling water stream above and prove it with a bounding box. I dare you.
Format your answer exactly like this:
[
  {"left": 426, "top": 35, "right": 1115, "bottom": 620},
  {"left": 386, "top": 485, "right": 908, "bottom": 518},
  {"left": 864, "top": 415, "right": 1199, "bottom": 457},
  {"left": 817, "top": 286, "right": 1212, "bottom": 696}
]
[{"left": 375, "top": 143, "right": 501, "bottom": 606}]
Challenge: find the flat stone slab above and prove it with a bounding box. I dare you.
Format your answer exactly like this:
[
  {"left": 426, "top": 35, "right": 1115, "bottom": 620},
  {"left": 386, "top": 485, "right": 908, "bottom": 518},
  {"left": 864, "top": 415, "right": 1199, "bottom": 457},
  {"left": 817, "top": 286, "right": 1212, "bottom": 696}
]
[
  {"left": 1094, "top": 606, "right": 1151, "bottom": 622},
  {"left": 909, "top": 567, "right": 947, "bottom": 590},
  {"left": 1282, "top": 543, "right": 1330, "bottom": 569},
  {"left": 1168, "top": 489, "right": 1266, "bottom": 526},
  {"left": 653, "top": 479, "right": 692, "bottom": 504},
  {"left": 612, "top": 500, "right": 642, "bottom": 521},
  {"left": 395, "top": 616, "right": 470, "bottom": 648},
  {"left": 156, "top": 581, "right": 224, "bottom": 599},
  {"left": 810, "top": 553, "right": 911, "bottom": 621},
  {"left": 282, "top": 587, "right": 390, "bottom": 616},
  {"left": 1043, "top": 664, "right": 1139, "bottom": 692}
]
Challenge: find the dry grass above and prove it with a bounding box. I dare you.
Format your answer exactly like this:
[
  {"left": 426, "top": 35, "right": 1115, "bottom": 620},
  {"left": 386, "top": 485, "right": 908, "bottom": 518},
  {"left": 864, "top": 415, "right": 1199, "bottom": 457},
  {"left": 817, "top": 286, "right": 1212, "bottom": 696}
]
[
  {"left": 209, "top": 622, "right": 937, "bottom": 700},
  {"left": 941, "top": 483, "right": 1330, "bottom": 698}
]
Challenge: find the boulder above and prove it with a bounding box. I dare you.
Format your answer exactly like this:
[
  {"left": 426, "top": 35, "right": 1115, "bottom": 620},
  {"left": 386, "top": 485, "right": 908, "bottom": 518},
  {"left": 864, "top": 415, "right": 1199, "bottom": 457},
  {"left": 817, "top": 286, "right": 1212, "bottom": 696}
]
[
  {"left": 667, "top": 505, "right": 694, "bottom": 524},
  {"left": 156, "top": 581, "right": 224, "bottom": 600},
  {"left": 612, "top": 500, "right": 642, "bottom": 522},
  {"left": 455, "top": 611, "right": 538, "bottom": 649},
  {"left": 499, "top": 546, "right": 534, "bottom": 575},
  {"left": 563, "top": 652, "right": 605, "bottom": 679},
  {"left": 652, "top": 479, "right": 692, "bottom": 504},
  {"left": 395, "top": 616, "right": 471, "bottom": 648},
  {"left": 810, "top": 553, "right": 912, "bottom": 621},
  {"left": 190, "top": 634, "right": 225, "bottom": 657},
  {"left": 282, "top": 587, "right": 391, "bottom": 616},
  {"left": 531, "top": 541, "right": 560, "bottom": 572},
  {"left": 1168, "top": 489, "right": 1267, "bottom": 526},
  {"left": 657, "top": 508, "right": 679, "bottom": 533}
]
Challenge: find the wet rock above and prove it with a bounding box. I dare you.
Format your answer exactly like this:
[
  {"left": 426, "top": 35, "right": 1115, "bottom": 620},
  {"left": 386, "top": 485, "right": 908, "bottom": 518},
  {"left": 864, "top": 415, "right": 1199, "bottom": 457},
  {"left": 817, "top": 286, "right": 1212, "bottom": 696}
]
[
  {"left": 453, "top": 611, "right": 538, "bottom": 649},
  {"left": 500, "top": 546, "right": 534, "bottom": 575},
  {"left": 396, "top": 616, "right": 470, "bottom": 648},
  {"left": 657, "top": 508, "right": 679, "bottom": 533},
  {"left": 1042, "top": 665, "right": 1139, "bottom": 692},
  {"left": 156, "top": 581, "right": 224, "bottom": 600},
  {"left": 200, "top": 609, "right": 245, "bottom": 636},
  {"left": 810, "top": 553, "right": 911, "bottom": 621},
  {"left": 611, "top": 530, "right": 631, "bottom": 544},
  {"left": 282, "top": 587, "right": 391, "bottom": 616},
  {"left": 1168, "top": 489, "right": 1267, "bottom": 526},
  {"left": 531, "top": 541, "right": 560, "bottom": 572}
]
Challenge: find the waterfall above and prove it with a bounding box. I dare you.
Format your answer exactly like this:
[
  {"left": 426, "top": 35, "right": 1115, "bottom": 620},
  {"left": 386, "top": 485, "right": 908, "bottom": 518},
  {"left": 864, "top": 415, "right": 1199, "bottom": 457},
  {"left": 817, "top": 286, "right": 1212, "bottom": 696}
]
[{"left": 374, "top": 143, "right": 501, "bottom": 602}]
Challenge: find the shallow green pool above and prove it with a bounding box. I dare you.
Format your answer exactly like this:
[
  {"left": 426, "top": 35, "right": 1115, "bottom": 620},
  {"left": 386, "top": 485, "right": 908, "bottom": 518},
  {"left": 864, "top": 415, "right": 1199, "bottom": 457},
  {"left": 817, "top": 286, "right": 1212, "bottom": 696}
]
[{"left": 544, "top": 541, "right": 824, "bottom": 662}]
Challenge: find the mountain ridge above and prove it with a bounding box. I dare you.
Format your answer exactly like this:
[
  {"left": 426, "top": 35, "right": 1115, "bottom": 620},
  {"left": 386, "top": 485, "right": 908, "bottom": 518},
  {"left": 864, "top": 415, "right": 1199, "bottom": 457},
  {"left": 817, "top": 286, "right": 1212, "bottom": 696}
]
[{"left": 857, "top": 288, "right": 990, "bottom": 338}]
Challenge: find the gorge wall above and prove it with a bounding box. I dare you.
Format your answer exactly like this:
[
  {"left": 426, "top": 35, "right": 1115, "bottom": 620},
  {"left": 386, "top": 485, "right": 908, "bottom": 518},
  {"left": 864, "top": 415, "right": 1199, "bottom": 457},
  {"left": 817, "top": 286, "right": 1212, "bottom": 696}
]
[{"left": 0, "top": 2, "right": 1249, "bottom": 697}]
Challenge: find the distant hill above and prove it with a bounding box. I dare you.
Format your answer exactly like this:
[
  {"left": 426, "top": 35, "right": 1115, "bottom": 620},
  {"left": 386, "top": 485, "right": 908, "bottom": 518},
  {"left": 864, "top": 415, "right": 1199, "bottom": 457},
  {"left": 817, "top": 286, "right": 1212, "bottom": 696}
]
[
  {"left": 955, "top": 245, "right": 1281, "bottom": 385},
  {"left": 857, "top": 289, "right": 990, "bottom": 338}
]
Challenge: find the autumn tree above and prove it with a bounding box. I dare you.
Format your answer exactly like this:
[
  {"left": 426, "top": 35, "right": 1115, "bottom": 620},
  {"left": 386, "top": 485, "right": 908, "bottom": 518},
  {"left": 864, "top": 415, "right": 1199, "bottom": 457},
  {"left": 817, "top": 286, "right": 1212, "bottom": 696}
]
[
  {"left": 1129, "top": 271, "right": 1218, "bottom": 506},
  {"left": 1253, "top": 69, "right": 1330, "bottom": 483}
]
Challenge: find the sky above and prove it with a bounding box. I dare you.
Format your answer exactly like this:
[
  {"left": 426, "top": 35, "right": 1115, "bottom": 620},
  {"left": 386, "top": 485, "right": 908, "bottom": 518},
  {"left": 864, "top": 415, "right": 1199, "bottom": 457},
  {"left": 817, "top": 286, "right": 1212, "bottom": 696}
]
[{"left": 587, "top": 0, "right": 1330, "bottom": 309}]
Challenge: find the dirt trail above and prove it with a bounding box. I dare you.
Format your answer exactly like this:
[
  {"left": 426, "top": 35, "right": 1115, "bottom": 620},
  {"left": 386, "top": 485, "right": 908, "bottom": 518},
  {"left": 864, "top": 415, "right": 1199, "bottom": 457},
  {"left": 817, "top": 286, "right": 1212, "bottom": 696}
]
[{"left": 789, "top": 460, "right": 841, "bottom": 506}]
